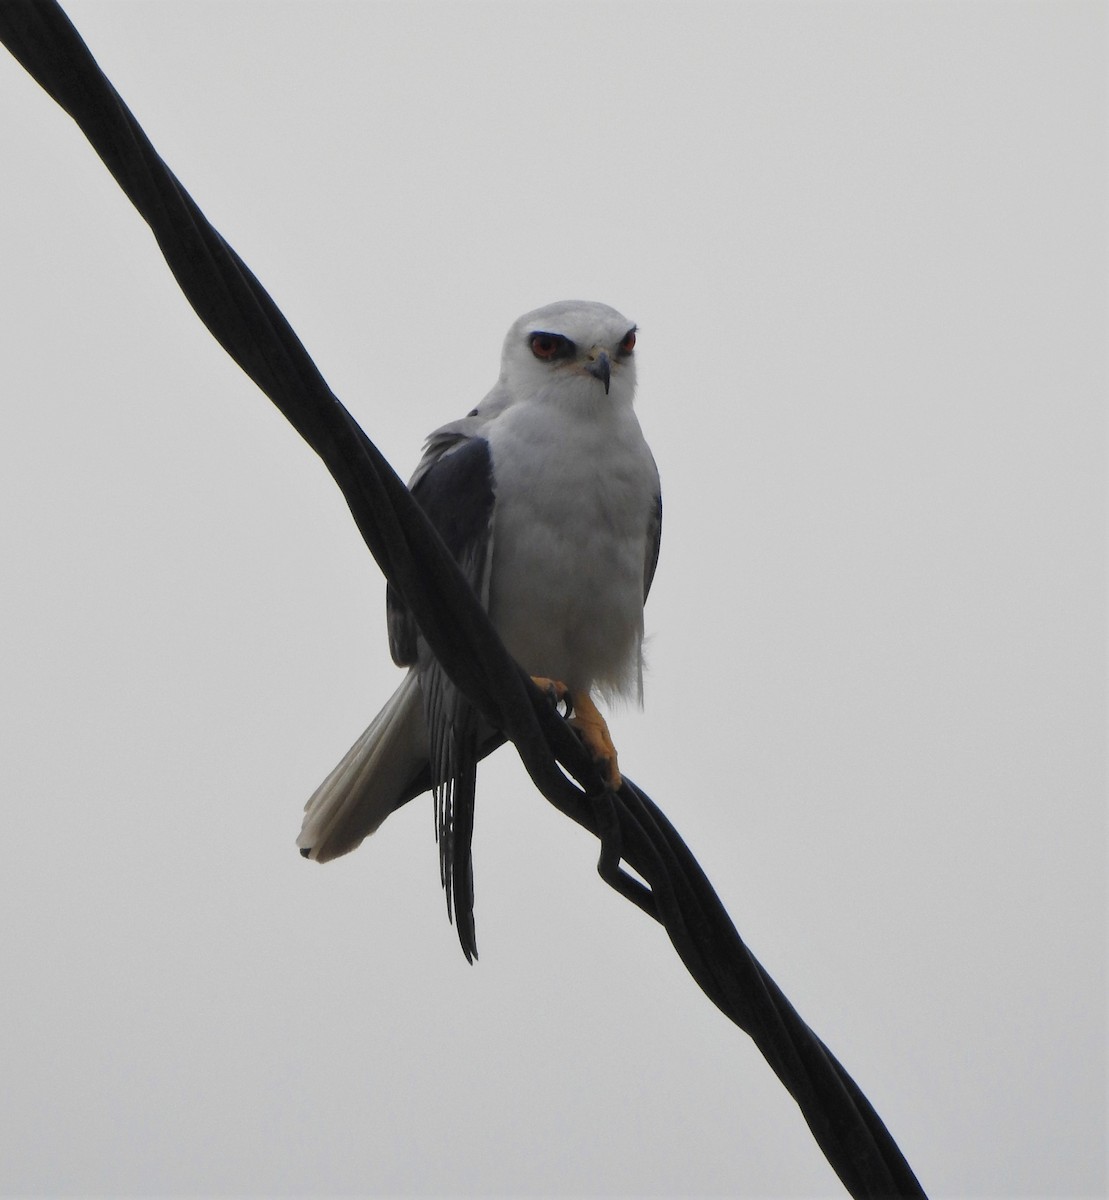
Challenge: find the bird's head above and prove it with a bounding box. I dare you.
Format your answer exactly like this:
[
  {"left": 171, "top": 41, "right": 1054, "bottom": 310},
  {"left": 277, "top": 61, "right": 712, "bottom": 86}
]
[{"left": 500, "top": 300, "right": 638, "bottom": 409}]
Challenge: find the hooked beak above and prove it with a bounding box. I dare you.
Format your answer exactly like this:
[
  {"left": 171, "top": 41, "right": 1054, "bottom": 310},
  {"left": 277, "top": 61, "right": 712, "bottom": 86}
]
[{"left": 586, "top": 349, "right": 611, "bottom": 394}]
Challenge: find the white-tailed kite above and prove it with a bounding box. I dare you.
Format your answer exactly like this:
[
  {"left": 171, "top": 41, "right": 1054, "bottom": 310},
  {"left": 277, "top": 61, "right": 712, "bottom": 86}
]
[{"left": 298, "top": 300, "right": 661, "bottom": 958}]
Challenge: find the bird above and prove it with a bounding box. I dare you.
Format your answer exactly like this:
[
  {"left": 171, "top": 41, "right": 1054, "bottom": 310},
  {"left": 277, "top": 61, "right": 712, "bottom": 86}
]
[{"left": 297, "top": 300, "right": 662, "bottom": 960}]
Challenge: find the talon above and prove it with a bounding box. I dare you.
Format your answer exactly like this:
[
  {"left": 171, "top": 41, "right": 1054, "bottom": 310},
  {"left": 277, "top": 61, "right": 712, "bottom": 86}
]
[
  {"left": 531, "top": 675, "right": 571, "bottom": 715},
  {"left": 567, "top": 690, "right": 622, "bottom": 792}
]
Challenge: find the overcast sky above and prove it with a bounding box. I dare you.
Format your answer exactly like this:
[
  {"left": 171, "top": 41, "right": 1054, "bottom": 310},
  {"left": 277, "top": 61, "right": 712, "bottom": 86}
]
[{"left": 0, "top": 2, "right": 1104, "bottom": 1197}]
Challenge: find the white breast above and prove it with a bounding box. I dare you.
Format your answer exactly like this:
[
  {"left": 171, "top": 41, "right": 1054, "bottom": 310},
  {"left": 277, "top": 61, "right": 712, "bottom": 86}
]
[{"left": 485, "top": 396, "right": 658, "bottom": 700}]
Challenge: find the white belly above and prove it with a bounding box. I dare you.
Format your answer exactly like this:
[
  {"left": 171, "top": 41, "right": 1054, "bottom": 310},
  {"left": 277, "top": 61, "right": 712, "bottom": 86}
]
[{"left": 485, "top": 400, "right": 657, "bottom": 700}]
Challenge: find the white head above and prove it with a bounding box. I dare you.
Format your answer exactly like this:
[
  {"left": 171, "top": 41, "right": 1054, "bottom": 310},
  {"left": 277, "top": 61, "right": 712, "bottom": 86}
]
[{"left": 499, "top": 300, "right": 638, "bottom": 409}]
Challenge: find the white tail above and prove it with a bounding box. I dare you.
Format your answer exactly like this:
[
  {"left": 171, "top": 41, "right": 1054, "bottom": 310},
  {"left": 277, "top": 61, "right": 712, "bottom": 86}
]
[{"left": 298, "top": 670, "right": 428, "bottom": 862}]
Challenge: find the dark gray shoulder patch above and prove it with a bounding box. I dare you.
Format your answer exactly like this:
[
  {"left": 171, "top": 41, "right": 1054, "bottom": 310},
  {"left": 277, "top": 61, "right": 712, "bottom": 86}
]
[
  {"left": 644, "top": 490, "right": 663, "bottom": 602},
  {"left": 387, "top": 437, "right": 495, "bottom": 665}
]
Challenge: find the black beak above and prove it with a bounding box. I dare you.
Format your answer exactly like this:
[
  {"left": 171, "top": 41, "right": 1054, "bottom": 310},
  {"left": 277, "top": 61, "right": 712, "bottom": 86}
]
[{"left": 586, "top": 351, "right": 611, "bottom": 394}]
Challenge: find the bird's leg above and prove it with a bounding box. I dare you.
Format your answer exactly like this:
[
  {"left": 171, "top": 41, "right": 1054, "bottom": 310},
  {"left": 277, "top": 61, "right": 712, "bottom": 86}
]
[
  {"left": 567, "top": 690, "right": 622, "bottom": 793},
  {"left": 529, "top": 679, "right": 622, "bottom": 792}
]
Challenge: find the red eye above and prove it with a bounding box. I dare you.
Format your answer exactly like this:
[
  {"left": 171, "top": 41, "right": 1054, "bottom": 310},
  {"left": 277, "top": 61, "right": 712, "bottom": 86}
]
[
  {"left": 619, "top": 329, "right": 637, "bottom": 355},
  {"left": 530, "top": 332, "right": 572, "bottom": 361}
]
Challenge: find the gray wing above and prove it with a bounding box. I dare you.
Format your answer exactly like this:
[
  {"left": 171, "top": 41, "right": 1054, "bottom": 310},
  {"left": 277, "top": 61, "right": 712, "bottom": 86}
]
[
  {"left": 644, "top": 453, "right": 662, "bottom": 602},
  {"left": 386, "top": 431, "right": 496, "bottom": 963},
  {"left": 387, "top": 430, "right": 496, "bottom": 665},
  {"left": 644, "top": 489, "right": 662, "bottom": 602}
]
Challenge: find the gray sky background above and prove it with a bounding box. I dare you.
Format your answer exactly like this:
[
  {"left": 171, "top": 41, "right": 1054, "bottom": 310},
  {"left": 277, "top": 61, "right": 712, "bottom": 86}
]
[{"left": 1, "top": 2, "right": 1104, "bottom": 1196}]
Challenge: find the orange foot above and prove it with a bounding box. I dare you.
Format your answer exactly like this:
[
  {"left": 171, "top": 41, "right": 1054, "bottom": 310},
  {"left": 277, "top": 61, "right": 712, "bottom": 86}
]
[{"left": 530, "top": 677, "right": 622, "bottom": 792}]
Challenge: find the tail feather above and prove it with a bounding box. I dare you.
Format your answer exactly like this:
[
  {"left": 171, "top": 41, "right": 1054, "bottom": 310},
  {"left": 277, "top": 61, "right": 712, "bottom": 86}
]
[{"left": 298, "top": 670, "right": 427, "bottom": 862}]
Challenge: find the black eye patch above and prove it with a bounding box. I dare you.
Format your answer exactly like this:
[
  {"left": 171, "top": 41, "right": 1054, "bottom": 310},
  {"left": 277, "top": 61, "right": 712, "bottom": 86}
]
[{"left": 529, "top": 332, "right": 575, "bottom": 361}]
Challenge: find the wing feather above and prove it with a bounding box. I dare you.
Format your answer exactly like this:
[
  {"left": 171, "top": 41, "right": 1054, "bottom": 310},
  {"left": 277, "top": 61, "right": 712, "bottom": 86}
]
[
  {"left": 644, "top": 488, "right": 662, "bottom": 602},
  {"left": 386, "top": 433, "right": 495, "bottom": 961}
]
